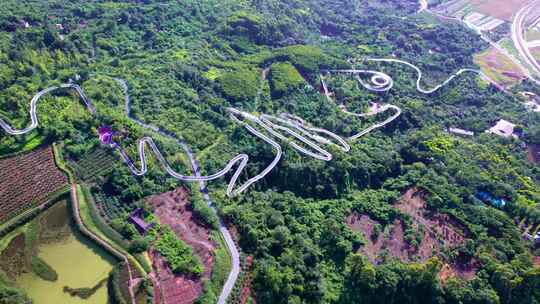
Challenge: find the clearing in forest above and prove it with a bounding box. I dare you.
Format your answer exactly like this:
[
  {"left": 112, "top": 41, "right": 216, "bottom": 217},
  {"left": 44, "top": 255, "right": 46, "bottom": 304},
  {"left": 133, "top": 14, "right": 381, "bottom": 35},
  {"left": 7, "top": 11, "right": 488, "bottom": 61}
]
[
  {"left": 346, "top": 187, "right": 477, "bottom": 280},
  {"left": 146, "top": 188, "right": 216, "bottom": 304},
  {"left": 474, "top": 46, "right": 526, "bottom": 88},
  {"left": 0, "top": 146, "right": 68, "bottom": 223},
  {"left": 469, "top": 0, "right": 527, "bottom": 21}
]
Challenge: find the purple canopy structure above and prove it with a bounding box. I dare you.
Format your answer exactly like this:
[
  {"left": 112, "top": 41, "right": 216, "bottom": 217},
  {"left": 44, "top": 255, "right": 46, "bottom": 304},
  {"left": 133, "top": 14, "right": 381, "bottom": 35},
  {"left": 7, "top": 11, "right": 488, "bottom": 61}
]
[{"left": 98, "top": 125, "right": 114, "bottom": 145}]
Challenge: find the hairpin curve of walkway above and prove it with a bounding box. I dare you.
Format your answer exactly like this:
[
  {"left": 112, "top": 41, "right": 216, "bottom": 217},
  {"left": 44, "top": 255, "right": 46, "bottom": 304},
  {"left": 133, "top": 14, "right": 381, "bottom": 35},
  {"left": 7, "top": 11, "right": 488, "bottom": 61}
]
[{"left": 0, "top": 58, "right": 487, "bottom": 199}]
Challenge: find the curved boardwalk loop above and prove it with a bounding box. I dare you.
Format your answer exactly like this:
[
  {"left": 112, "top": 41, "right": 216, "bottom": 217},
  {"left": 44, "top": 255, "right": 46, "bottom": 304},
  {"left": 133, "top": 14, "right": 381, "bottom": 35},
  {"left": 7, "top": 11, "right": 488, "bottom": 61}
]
[{"left": 0, "top": 84, "right": 95, "bottom": 135}]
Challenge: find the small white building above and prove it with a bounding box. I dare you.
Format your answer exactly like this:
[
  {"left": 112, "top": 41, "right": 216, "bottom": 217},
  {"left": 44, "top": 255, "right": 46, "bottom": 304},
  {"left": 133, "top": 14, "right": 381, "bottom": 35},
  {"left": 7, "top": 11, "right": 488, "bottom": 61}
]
[
  {"left": 20, "top": 20, "right": 30, "bottom": 29},
  {"left": 487, "top": 119, "right": 518, "bottom": 139}
]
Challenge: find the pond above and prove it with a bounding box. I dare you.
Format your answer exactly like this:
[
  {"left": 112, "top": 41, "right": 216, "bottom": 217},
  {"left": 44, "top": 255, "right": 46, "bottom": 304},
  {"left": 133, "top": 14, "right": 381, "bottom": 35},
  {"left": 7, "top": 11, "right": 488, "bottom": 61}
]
[{"left": 1, "top": 199, "right": 116, "bottom": 304}]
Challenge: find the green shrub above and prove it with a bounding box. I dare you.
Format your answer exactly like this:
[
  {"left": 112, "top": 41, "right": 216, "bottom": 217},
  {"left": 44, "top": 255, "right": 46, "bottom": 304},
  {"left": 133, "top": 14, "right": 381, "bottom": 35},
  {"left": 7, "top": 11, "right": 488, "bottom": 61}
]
[
  {"left": 225, "top": 11, "right": 262, "bottom": 41},
  {"left": 82, "top": 187, "right": 131, "bottom": 250},
  {"left": 155, "top": 227, "right": 203, "bottom": 276},
  {"left": 266, "top": 45, "right": 346, "bottom": 75},
  {"left": 218, "top": 67, "right": 260, "bottom": 103},
  {"left": 108, "top": 263, "right": 128, "bottom": 304},
  {"left": 31, "top": 256, "right": 58, "bottom": 282},
  {"left": 269, "top": 62, "right": 305, "bottom": 98},
  {"left": 128, "top": 237, "right": 150, "bottom": 253},
  {"left": 0, "top": 283, "right": 32, "bottom": 304},
  {"left": 190, "top": 184, "right": 219, "bottom": 230}
]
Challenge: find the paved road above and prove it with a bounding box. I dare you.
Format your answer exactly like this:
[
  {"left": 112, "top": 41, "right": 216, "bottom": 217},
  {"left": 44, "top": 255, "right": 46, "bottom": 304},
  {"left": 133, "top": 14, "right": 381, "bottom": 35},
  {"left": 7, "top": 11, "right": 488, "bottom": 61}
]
[
  {"left": 512, "top": 0, "right": 540, "bottom": 79},
  {"left": 0, "top": 59, "right": 484, "bottom": 303},
  {"left": 114, "top": 78, "right": 240, "bottom": 304}
]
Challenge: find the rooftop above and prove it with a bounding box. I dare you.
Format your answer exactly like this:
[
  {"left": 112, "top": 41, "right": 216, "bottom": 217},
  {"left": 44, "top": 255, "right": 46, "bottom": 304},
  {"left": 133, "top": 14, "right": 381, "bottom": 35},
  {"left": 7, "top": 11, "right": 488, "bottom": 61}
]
[{"left": 487, "top": 119, "right": 518, "bottom": 139}]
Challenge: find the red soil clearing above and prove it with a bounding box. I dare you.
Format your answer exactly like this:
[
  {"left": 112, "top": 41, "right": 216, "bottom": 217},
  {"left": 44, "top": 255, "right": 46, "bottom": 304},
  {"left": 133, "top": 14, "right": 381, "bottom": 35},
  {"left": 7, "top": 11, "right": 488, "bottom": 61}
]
[
  {"left": 346, "top": 213, "right": 385, "bottom": 264},
  {"left": 534, "top": 256, "right": 540, "bottom": 267},
  {"left": 0, "top": 146, "right": 68, "bottom": 222},
  {"left": 439, "top": 259, "right": 478, "bottom": 284},
  {"left": 396, "top": 188, "right": 469, "bottom": 249},
  {"left": 346, "top": 187, "right": 477, "bottom": 280},
  {"left": 147, "top": 188, "right": 216, "bottom": 304},
  {"left": 239, "top": 256, "right": 256, "bottom": 304}
]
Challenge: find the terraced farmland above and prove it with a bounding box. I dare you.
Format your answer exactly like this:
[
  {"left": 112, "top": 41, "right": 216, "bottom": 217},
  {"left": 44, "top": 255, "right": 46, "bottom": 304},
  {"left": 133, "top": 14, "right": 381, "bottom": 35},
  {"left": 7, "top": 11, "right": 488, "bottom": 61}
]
[{"left": 0, "top": 146, "right": 68, "bottom": 223}]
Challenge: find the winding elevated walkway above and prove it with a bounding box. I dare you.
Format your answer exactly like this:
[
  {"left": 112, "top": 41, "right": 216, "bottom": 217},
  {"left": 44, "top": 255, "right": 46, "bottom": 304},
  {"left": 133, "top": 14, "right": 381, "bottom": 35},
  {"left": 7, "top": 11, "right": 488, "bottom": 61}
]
[{"left": 0, "top": 58, "right": 488, "bottom": 303}]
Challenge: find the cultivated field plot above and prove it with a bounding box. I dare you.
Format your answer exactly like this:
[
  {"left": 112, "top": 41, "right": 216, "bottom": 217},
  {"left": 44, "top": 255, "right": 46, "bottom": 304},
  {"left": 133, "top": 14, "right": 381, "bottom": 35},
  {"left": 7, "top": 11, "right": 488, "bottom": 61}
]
[
  {"left": 0, "top": 146, "right": 68, "bottom": 223},
  {"left": 147, "top": 188, "right": 216, "bottom": 304},
  {"left": 70, "top": 147, "right": 116, "bottom": 181},
  {"left": 433, "top": 0, "right": 523, "bottom": 33},
  {"left": 474, "top": 46, "right": 526, "bottom": 87},
  {"left": 469, "top": 0, "right": 526, "bottom": 21},
  {"left": 435, "top": 0, "right": 525, "bottom": 21}
]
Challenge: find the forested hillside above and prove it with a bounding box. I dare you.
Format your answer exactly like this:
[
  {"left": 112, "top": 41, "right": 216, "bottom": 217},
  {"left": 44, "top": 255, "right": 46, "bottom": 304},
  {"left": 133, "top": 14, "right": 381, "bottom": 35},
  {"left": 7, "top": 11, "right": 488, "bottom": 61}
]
[{"left": 0, "top": 0, "right": 540, "bottom": 303}]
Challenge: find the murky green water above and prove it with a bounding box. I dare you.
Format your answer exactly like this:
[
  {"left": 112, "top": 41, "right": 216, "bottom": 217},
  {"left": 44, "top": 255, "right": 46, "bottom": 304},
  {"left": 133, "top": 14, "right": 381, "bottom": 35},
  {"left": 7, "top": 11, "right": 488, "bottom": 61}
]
[{"left": 11, "top": 200, "right": 116, "bottom": 304}]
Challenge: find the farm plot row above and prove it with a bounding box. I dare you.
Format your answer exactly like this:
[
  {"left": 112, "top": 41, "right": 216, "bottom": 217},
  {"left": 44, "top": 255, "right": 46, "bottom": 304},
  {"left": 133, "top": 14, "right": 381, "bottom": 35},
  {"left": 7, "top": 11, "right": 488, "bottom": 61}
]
[
  {"left": 70, "top": 148, "right": 116, "bottom": 181},
  {"left": 0, "top": 146, "right": 68, "bottom": 223}
]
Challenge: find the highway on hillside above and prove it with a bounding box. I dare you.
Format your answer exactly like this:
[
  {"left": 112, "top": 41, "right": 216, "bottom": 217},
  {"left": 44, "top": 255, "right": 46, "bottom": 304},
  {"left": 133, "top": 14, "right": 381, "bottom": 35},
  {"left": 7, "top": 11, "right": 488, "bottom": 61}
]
[
  {"left": 421, "top": 3, "right": 540, "bottom": 86},
  {"left": 512, "top": 0, "right": 540, "bottom": 79}
]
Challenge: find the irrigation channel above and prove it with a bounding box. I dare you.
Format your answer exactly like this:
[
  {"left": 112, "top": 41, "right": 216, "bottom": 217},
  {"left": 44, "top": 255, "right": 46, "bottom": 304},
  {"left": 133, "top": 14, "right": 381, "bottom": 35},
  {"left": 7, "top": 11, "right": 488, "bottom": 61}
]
[{"left": 0, "top": 58, "right": 487, "bottom": 303}]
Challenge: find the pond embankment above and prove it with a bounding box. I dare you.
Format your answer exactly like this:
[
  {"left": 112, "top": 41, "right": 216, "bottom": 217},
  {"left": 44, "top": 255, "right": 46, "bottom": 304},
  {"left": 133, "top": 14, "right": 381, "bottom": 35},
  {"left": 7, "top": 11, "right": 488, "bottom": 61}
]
[{"left": 0, "top": 198, "right": 116, "bottom": 304}]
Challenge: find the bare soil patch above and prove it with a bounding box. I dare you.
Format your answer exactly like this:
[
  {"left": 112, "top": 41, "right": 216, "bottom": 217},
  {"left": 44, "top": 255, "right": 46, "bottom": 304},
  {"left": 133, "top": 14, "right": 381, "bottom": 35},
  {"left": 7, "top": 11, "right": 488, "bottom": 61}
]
[
  {"left": 396, "top": 188, "right": 469, "bottom": 249},
  {"left": 147, "top": 188, "right": 216, "bottom": 304},
  {"left": 439, "top": 258, "right": 478, "bottom": 284},
  {"left": 239, "top": 256, "right": 256, "bottom": 304},
  {"left": 347, "top": 187, "right": 477, "bottom": 279},
  {"left": 470, "top": 0, "right": 527, "bottom": 21},
  {"left": 474, "top": 46, "right": 526, "bottom": 88},
  {"left": 346, "top": 213, "right": 385, "bottom": 264},
  {"left": 527, "top": 143, "right": 540, "bottom": 164}
]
